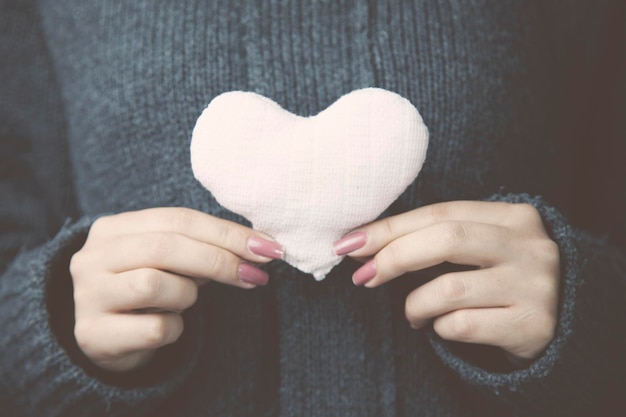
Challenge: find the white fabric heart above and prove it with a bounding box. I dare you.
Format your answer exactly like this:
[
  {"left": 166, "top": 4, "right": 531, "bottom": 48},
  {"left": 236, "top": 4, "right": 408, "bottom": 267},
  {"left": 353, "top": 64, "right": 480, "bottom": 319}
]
[{"left": 191, "top": 88, "right": 428, "bottom": 280}]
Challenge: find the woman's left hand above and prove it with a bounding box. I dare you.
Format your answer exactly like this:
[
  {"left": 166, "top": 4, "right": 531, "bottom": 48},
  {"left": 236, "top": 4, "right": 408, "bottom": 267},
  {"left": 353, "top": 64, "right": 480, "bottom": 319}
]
[{"left": 333, "top": 201, "right": 560, "bottom": 362}]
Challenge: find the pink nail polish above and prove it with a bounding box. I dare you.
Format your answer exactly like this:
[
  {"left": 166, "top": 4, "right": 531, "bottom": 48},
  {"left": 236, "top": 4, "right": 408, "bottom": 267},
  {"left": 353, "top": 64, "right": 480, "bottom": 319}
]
[
  {"left": 333, "top": 231, "right": 367, "bottom": 256},
  {"left": 238, "top": 263, "right": 269, "bottom": 286},
  {"left": 353, "top": 260, "right": 376, "bottom": 286},
  {"left": 247, "top": 236, "right": 284, "bottom": 259}
]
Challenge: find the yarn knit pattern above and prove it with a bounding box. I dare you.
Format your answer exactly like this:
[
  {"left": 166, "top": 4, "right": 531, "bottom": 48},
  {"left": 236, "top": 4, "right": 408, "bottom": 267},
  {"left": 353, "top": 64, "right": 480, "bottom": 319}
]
[{"left": 0, "top": 1, "right": 624, "bottom": 416}]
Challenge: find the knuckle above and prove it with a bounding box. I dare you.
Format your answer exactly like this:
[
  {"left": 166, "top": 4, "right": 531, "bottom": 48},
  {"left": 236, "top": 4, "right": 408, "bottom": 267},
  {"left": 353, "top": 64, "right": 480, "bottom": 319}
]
[
  {"left": 89, "top": 216, "right": 111, "bottom": 236},
  {"left": 74, "top": 320, "right": 91, "bottom": 347},
  {"left": 529, "top": 239, "right": 560, "bottom": 267},
  {"left": 446, "top": 311, "right": 474, "bottom": 340},
  {"left": 72, "top": 284, "right": 91, "bottom": 311},
  {"left": 74, "top": 319, "right": 101, "bottom": 356},
  {"left": 165, "top": 208, "right": 195, "bottom": 233},
  {"left": 213, "top": 222, "right": 241, "bottom": 249},
  {"left": 143, "top": 316, "right": 170, "bottom": 347},
  {"left": 404, "top": 295, "right": 418, "bottom": 323},
  {"left": 207, "top": 248, "right": 231, "bottom": 277},
  {"left": 182, "top": 284, "right": 199, "bottom": 309},
  {"left": 535, "top": 312, "right": 557, "bottom": 345},
  {"left": 69, "top": 251, "right": 87, "bottom": 279},
  {"left": 381, "top": 218, "right": 396, "bottom": 239},
  {"left": 215, "top": 222, "right": 231, "bottom": 244},
  {"left": 429, "top": 203, "right": 450, "bottom": 223},
  {"left": 146, "top": 232, "right": 177, "bottom": 260},
  {"left": 384, "top": 241, "right": 406, "bottom": 268},
  {"left": 176, "top": 281, "right": 199, "bottom": 310},
  {"left": 130, "top": 269, "right": 164, "bottom": 302},
  {"left": 517, "top": 308, "right": 557, "bottom": 351},
  {"left": 511, "top": 203, "right": 542, "bottom": 225},
  {"left": 530, "top": 272, "right": 559, "bottom": 301},
  {"left": 440, "top": 222, "right": 468, "bottom": 250},
  {"left": 437, "top": 274, "right": 467, "bottom": 302},
  {"left": 170, "top": 316, "right": 184, "bottom": 342}
]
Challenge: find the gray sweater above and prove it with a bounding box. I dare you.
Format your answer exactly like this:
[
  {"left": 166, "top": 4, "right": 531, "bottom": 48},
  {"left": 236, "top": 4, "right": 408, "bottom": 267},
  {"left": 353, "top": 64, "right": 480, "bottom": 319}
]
[{"left": 1, "top": 1, "right": 624, "bottom": 416}]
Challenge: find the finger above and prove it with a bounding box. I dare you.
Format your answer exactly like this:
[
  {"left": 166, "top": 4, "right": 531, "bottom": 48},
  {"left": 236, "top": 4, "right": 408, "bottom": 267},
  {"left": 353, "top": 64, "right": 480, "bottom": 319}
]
[
  {"left": 336, "top": 201, "right": 537, "bottom": 257},
  {"left": 404, "top": 267, "right": 518, "bottom": 329},
  {"left": 78, "top": 268, "right": 199, "bottom": 314},
  {"left": 432, "top": 306, "right": 556, "bottom": 359},
  {"left": 354, "top": 221, "right": 513, "bottom": 287},
  {"left": 90, "top": 208, "right": 284, "bottom": 263},
  {"left": 75, "top": 313, "right": 184, "bottom": 362},
  {"left": 91, "top": 232, "right": 267, "bottom": 288}
]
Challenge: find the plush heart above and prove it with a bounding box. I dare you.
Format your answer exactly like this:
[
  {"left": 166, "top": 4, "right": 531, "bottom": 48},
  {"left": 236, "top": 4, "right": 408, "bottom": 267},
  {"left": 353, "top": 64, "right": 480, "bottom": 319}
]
[{"left": 190, "top": 88, "right": 428, "bottom": 280}]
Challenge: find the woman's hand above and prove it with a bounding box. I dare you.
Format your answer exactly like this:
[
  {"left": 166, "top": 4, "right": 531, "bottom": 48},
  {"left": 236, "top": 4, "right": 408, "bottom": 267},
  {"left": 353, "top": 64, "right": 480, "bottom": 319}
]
[
  {"left": 333, "top": 201, "right": 560, "bottom": 362},
  {"left": 70, "top": 207, "right": 283, "bottom": 372}
]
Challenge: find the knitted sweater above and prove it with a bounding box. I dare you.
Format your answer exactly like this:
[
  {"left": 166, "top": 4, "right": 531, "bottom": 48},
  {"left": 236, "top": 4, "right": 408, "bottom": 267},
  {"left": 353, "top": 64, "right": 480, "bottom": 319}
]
[{"left": 1, "top": 1, "right": 624, "bottom": 416}]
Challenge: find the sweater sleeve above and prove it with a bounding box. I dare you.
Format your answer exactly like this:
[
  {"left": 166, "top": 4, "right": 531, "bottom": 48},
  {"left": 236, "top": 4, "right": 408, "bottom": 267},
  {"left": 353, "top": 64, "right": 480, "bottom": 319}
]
[
  {"left": 428, "top": 193, "right": 626, "bottom": 416},
  {"left": 429, "top": 3, "right": 626, "bottom": 413},
  {"left": 0, "top": 2, "right": 204, "bottom": 416},
  {"left": 0, "top": 218, "right": 206, "bottom": 417}
]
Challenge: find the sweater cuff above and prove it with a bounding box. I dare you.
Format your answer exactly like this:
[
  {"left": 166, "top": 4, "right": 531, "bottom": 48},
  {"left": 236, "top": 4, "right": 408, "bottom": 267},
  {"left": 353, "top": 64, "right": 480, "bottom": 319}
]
[
  {"left": 0, "top": 216, "right": 205, "bottom": 416},
  {"left": 427, "top": 193, "right": 615, "bottom": 415}
]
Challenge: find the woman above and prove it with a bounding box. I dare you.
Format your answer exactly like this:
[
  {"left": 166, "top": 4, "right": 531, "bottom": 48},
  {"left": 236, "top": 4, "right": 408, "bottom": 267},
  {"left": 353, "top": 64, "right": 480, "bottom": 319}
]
[{"left": 1, "top": 1, "right": 624, "bottom": 416}]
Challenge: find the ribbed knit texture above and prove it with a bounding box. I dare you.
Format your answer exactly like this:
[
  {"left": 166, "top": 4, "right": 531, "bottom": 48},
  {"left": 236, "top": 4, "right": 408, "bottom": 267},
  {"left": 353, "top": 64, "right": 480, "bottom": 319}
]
[{"left": 1, "top": 1, "right": 624, "bottom": 416}]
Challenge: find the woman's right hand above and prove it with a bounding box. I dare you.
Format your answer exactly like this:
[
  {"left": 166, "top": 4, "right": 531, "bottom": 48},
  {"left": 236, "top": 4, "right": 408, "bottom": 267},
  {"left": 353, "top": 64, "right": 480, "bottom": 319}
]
[{"left": 69, "top": 207, "right": 283, "bottom": 372}]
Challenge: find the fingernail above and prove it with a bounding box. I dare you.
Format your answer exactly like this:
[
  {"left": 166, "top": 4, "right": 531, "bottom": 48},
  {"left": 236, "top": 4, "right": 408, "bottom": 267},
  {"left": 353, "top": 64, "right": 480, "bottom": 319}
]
[
  {"left": 333, "top": 231, "right": 367, "bottom": 256},
  {"left": 353, "top": 260, "right": 376, "bottom": 286},
  {"left": 238, "top": 263, "right": 269, "bottom": 286},
  {"left": 247, "top": 236, "right": 284, "bottom": 259}
]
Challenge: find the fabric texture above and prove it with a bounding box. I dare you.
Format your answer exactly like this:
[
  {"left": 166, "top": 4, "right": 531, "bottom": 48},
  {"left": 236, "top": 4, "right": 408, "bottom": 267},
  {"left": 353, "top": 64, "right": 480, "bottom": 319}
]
[
  {"left": 191, "top": 88, "right": 428, "bottom": 280},
  {"left": 1, "top": 1, "right": 624, "bottom": 416}
]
